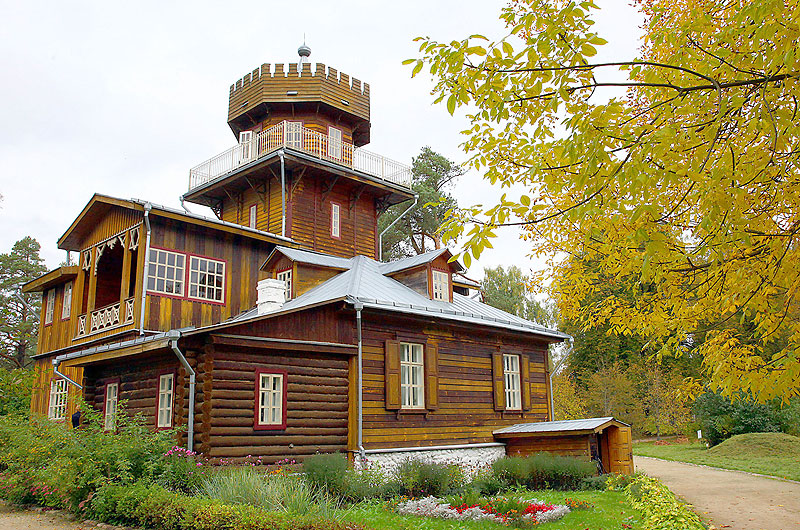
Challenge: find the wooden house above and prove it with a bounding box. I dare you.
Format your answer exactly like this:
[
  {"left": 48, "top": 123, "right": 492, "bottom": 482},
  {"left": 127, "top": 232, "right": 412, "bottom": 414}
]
[{"left": 24, "top": 47, "right": 631, "bottom": 472}]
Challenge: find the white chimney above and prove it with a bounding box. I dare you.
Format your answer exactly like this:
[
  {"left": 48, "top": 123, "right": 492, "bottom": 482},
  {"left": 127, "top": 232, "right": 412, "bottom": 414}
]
[{"left": 257, "top": 278, "right": 286, "bottom": 315}]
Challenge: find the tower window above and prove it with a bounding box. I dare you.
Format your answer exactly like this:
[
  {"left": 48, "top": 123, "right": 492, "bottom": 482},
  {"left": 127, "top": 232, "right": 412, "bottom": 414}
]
[
  {"left": 249, "top": 204, "right": 258, "bottom": 229},
  {"left": 331, "top": 203, "right": 341, "bottom": 239},
  {"left": 328, "top": 127, "right": 342, "bottom": 159}
]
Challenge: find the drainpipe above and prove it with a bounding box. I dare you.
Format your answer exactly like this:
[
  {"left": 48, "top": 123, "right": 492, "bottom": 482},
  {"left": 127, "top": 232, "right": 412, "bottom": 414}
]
[
  {"left": 168, "top": 331, "right": 196, "bottom": 453},
  {"left": 354, "top": 301, "right": 365, "bottom": 464},
  {"left": 179, "top": 196, "right": 193, "bottom": 214},
  {"left": 378, "top": 194, "right": 418, "bottom": 261},
  {"left": 52, "top": 358, "right": 82, "bottom": 389},
  {"left": 139, "top": 203, "right": 152, "bottom": 335},
  {"left": 279, "top": 150, "right": 287, "bottom": 238},
  {"left": 549, "top": 337, "right": 574, "bottom": 421}
]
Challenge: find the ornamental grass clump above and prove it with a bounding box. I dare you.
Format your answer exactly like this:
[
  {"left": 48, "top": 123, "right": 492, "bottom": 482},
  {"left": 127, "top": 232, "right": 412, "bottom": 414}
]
[
  {"left": 491, "top": 453, "right": 596, "bottom": 490},
  {"left": 392, "top": 458, "right": 464, "bottom": 497}
]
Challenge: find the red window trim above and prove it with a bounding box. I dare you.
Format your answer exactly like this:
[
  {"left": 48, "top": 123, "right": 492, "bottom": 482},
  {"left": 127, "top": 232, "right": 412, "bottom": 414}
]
[
  {"left": 253, "top": 368, "right": 288, "bottom": 431},
  {"left": 330, "top": 201, "right": 342, "bottom": 240},
  {"left": 155, "top": 369, "right": 177, "bottom": 431},
  {"left": 60, "top": 282, "right": 73, "bottom": 322},
  {"left": 275, "top": 267, "right": 293, "bottom": 299},
  {"left": 146, "top": 246, "right": 227, "bottom": 306}
]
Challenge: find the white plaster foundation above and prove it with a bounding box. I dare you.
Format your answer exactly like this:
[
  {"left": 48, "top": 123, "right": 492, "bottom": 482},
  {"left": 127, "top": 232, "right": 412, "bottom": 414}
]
[{"left": 361, "top": 443, "right": 506, "bottom": 476}]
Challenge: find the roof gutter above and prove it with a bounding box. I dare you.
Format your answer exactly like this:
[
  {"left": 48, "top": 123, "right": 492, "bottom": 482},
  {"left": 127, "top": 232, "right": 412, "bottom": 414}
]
[
  {"left": 139, "top": 203, "right": 152, "bottom": 336},
  {"left": 549, "top": 336, "right": 574, "bottom": 421},
  {"left": 168, "top": 330, "right": 196, "bottom": 453},
  {"left": 378, "top": 194, "right": 418, "bottom": 261}
]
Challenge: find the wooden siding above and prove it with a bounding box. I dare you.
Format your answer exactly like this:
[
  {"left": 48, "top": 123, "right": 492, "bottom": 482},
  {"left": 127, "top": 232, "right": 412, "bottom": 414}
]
[
  {"left": 505, "top": 435, "right": 591, "bottom": 459},
  {"left": 83, "top": 354, "right": 181, "bottom": 431},
  {"left": 30, "top": 357, "right": 83, "bottom": 418},
  {"left": 359, "top": 312, "right": 552, "bottom": 450},
  {"left": 144, "top": 218, "right": 274, "bottom": 331},
  {"left": 220, "top": 178, "right": 283, "bottom": 235},
  {"left": 390, "top": 266, "right": 428, "bottom": 297},
  {"left": 289, "top": 178, "right": 377, "bottom": 258},
  {"left": 202, "top": 344, "right": 350, "bottom": 462},
  {"left": 37, "top": 284, "right": 73, "bottom": 354}
]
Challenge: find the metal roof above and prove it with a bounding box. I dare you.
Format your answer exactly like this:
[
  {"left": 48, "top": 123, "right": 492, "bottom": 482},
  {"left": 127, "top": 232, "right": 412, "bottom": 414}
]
[
  {"left": 379, "top": 248, "right": 464, "bottom": 275},
  {"left": 227, "top": 251, "right": 568, "bottom": 340},
  {"left": 493, "top": 417, "right": 628, "bottom": 435},
  {"left": 263, "top": 246, "right": 353, "bottom": 271}
]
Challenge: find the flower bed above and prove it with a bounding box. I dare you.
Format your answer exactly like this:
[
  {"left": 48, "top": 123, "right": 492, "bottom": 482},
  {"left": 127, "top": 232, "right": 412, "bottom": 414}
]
[{"left": 393, "top": 495, "right": 570, "bottom": 525}]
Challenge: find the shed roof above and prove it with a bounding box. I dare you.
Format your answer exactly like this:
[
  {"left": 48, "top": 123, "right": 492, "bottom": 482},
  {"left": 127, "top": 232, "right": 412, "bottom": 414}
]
[{"left": 493, "top": 417, "right": 629, "bottom": 436}]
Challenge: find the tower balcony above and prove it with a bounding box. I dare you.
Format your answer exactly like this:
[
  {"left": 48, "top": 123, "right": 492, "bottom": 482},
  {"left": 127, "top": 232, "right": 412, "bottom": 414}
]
[{"left": 188, "top": 121, "right": 413, "bottom": 195}]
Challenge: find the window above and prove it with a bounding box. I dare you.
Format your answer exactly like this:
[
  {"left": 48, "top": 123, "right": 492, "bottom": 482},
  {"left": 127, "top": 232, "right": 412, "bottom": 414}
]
[
  {"left": 431, "top": 270, "right": 449, "bottom": 301},
  {"left": 330, "top": 203, "right": 341, "bottom": 238},
  {"left": 256, "top": 371, "right": 285, "bottom": 429},
  {"left": 104, "top": 382, "right": 119, "bottom": 430},
  {"left": 503, "top": 354, "right": 522, "bottom": 411},
  {"left": 286, "top": 121, "right": 303, "bottom": 148},
  {"left": 44, "top": 289, "right": 55, "bottom": 325},
  {"left": 328, "top": 126, "right": 342, "bottom": 159},
  {"left": 62, "top": 282, "right": 72, "bottom": 319},
  {"left": 239, "top": 130, "right": 253, "bottom": 162},
  {"left": 276, "top": 269, "right": 292, "bottom": 301},
  {"left": 48, "top": 379, "right": 68, "bottom": 420},
  {"left": 400, "top": 342, "right": 425, "bottom": 409},
  {"left": 157, "top": 374, "right": 174, "bottom": 428},
  {"left": 188, "top": 256, "right": 225, "bottom": 303},
  {"left": 147, "top": 249, "right": 185, "bottom": 296},
  {"left": 249, "top": 204, "right": 258, "bottom": 229}
]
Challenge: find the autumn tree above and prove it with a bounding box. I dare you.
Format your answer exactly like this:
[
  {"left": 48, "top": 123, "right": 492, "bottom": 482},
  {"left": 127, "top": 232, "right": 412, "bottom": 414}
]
[
  {"left": 379, "top": 146, "right": 463, "bottom": 260},
  {"left": 0, "top": 237, "right": 48, "bottom": 368},
  {"left": 411, "top": 0, "right": 800, "bottom": 401}
]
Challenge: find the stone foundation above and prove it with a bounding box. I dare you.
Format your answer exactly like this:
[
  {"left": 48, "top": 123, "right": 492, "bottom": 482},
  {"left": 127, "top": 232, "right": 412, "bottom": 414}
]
[{"left": 362, "top": 443, "right": 506, "bottom": 476}]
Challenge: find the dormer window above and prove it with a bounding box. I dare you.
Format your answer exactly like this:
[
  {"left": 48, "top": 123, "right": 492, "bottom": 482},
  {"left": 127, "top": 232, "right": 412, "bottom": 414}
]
[
  {"left": 431, "top": 270, "right": 449, "bottom": 301},
  {"left": 276, "top": 269, "right": 292, "bottom": 301}
]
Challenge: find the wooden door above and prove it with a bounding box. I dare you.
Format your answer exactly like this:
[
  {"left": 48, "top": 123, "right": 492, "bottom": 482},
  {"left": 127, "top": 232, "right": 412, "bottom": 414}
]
[{"left": 606, "top": 426, "right": 634, "bottom": 475}]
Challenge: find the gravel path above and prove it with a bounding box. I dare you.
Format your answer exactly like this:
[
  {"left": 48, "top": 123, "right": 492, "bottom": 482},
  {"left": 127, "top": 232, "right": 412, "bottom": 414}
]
[
  {"left": 635, "top": 455, "right": 800, "bottom": 530},
  {"left": 0, "top": 503, "right": 128, "bottom": 530}
]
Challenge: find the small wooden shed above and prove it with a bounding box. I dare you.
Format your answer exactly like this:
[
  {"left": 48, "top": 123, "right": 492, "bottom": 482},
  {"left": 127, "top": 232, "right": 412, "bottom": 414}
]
[{"left": 493, "top": 417, "right": 634, "bottom": 475}]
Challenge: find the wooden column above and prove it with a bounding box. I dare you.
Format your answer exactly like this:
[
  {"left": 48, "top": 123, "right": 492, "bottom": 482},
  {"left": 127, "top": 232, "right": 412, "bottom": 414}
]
[{"left": 119, "top": 242, "right": 133, "bottom": 303}]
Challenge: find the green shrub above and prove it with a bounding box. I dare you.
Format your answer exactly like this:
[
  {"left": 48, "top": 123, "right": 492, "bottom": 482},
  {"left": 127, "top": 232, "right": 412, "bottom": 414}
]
[
  {"left": 580, "top": 474, "right": 610, "bottom": 490},
  {"left": 303, "top": 453, "right": 348, "bottom": 495},
  {"left": 491, "top": 453, "right": 596, "bottom": 491},
  {"left": 693, "top": 390, "right": 788, "bottom": 446},
  {"left": 0, "top": 367, "right": 34, "bottom": 416},
  {"left": 393, "top": 458, "right": 463, "bottom": 497}
]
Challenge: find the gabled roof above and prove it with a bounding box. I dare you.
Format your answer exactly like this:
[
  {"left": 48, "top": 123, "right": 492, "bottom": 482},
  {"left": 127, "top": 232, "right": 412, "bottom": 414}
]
[
  {"left": 22, "top": 266, "right": 79, "bottom": 293},
  {"left": 226, "top": 249, "right": 568, "bottom": 340},
  {"left": 379, "top": 248, "right": 465, "bottom": 275},
  {"left": 261, "top": 246, "right": 353, "bottom": 271},
  {"left": 493, "top": 417, "right": 630, "bottom": 437},
  {"left": 58, "top": 194, "right": 295, "bottom": 251}
]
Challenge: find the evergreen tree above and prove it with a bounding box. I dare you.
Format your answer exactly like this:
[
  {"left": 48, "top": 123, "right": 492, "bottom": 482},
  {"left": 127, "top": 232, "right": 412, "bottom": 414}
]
[
  {"left": 379, "top": 147, "right": 462, "bottom": 260},
  {"left": 0, "top": 237, "right": 48, "bottom": 368}
]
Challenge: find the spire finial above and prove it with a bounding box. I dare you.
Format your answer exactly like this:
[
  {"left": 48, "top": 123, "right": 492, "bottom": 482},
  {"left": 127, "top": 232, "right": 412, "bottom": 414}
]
[{"left": 298, "top": 37, "right": 311, "bottom": 64}]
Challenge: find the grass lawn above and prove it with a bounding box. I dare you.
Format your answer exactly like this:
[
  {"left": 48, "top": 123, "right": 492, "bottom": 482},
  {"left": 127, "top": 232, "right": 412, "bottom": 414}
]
[
  {"left": 634, "top": 432, "right": 800, "bottom": 482},
  {"left": 341, "top": 490, "right": 641, "bottom": 530}
]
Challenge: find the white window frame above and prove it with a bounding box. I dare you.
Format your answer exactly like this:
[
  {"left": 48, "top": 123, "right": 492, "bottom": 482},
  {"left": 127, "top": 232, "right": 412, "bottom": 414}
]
[
  {"left": 249, "top": 204, "right": 258, "bottom": 229},
  {"left": 147, "top": 249, "right": 186, "bottom": 297},
  {"left": 276, "top": 269, "right": 292, "bottom": 301},
  {"left": 157, "top": 374, "right": 174, "bottom": 428},
  {"left": 104, "top": 382, "right": 119, "bottom": 430},
  {"left": 400, "top": 342, "right": 425, "bottom": 409},
  {"left": 327, "top": 126, "right": 342, "bottom": 159},
  {"left": 257, "top": 372, "right": 284, "bottom": 426},
  {"left": 331, "top": 203, "right": 341, "bottom": 238},
  {"left": 62, "top": 282, "right": 72, "bottom": 319},
  {"left": 431, "top": 270, "right": 449, "bottom": 301},
  {"left": 238, "top": 130, "right": 253, "bottom": 163},
  {"left": 48, "top": 379, "right": 68, "bottom": 420},
  {"left": 44, "top": 289, "right": 55, "bottom": 325},
  {"left": 503, "top": 354, "right": 522, "bottom": 411},
  {"left": 188, "top": 255, "right": 226, "bottom": 303},
  {"left": 286, "top": 121, "right": 303, "bottom": 148}
]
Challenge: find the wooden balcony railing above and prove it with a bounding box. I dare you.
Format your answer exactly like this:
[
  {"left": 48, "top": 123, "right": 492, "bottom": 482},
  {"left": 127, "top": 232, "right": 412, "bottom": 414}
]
[
  {"left": 188, "top": 121, "right": 413, "bottom": 192},
  {"left": 76, "top": 297, "right": 135, "bottom": 339}
]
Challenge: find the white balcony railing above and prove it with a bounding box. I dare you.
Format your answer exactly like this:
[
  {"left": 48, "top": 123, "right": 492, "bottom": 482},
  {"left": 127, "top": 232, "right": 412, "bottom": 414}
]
[
  {"left": 188, "top": 121, "right": 413, "bottom": 192},
  {"left": 76, "top": 297, "right": 135, "bottom": 339}
]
